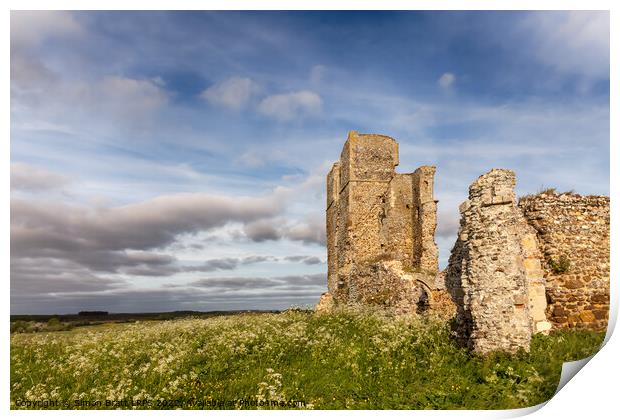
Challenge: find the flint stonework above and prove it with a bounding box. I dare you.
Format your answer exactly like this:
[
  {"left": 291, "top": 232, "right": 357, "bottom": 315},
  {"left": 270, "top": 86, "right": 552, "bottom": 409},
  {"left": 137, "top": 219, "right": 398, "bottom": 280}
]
[{"left": 320, "top": 132, "right": 610, "bottom": 355}]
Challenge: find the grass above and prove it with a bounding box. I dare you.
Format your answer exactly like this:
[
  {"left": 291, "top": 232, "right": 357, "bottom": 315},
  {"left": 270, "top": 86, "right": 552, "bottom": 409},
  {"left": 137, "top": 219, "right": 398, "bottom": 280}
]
[
  {"left": 519, "top": 186, "right": 577, "bottom": 202},
  {"left": 10, "top": 308, "right": 605, "bottom": 410},
  {"left": 11, "top": 318, "right": 74, "bottom": 334}
]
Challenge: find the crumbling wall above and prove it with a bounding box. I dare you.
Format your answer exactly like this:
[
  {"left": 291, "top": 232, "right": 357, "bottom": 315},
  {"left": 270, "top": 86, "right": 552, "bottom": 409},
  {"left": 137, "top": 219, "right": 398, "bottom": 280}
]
[
  {"left": 326, "top": 162, "right": 340, "bottom": 296},
  {"left": 323, "top": 130, "right": 609, "bottom": 353},
  {"left": 519, "top": 192, "right": 610, "bottom": 331},
  {"left": 350, "top": 260, "right": 432, "bottom": 314},
  {"left": 521, "top": 231, "right": 551, "bottom": 334},
  {"left": 412, "top": 166, "right": 439, "bottom": 273},
  {"left": 446, "top": 169, "right": 534, "bottom": 354}
]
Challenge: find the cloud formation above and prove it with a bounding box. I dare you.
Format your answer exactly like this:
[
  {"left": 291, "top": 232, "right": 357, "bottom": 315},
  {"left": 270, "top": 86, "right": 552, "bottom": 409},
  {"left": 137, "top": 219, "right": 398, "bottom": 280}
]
[
  {"left": 11, "top": 11, "right": 82, "bottom": 48},
  {"left": 243, "top": 219, "right": 282, "bottom": 242},
  {"left": 257, "top": 90, "right": 322, "bottom": 121},
  {"left": 11, "top": 163, "right": 70, "bottom": 192},
  {"left": 189, "top": 273, "right": 325, "bottom": 290},
  {"left": 12, "top": 70, "right": 169, "bottom": 129},
  {"left": 99, "top": 76, "right": 168, "bottom": 115},
  {"left": 283, "top": 216, "right": 326, "bottom": 245},
  {"left": 10, "top": 11, "right": 608, "bottom": 314},
  {"left": 11, "top": 259, "right": 128, "bottom": 295},
  {"left": 241, "top": 216, "right": 326, "bottom": 246},
  {"left": 10, "top": 192, "right": 285, "bottom": 290},
  {"left": 12, "top": 192, "right": 282, "bottom": 252},
  {"left": 523, "top": 11, "right": 609, "bottom": 80},
  {"left": 11, "top": 271, "right": 326, "bottom": 314},
  {"left": 201, "top": 77, "right": 260, "bottom": 110},
  {"left": 283, "top": 255, "right": 323, "bottom": 265},
  {"left": 438, "top": 72, "right": 455, "bottom": 89}
]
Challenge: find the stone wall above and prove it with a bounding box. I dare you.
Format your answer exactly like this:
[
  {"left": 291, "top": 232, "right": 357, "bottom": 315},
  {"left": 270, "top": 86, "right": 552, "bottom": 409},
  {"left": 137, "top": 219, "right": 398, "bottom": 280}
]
[
  {"left": 519, "top": 192, "right": 610, "bottom": 331},
  {"left": 444, "top": 170, "right": 610, "bottom": 354},
  {"left": 520, "top": 230, "right": 551, "bottom": 334},
  {"left": 412, "top": 166, "right": 439, "bottom": 273},
  {"left": 445, "top": 169, "right": 538, "bottom": 354},
  {"left": 326, "top": 162, "right": 340, "bottom": 296},
  {"left": 379, "top": 174, "right": 414, "bottom": 265},
  {"left": 335, "top": 132, "right": 399, "bottom": 303},
  {"left": 321, "top": 131, "right": 609, "bottom": 354},
  {"left": 325, "top": 131, "right": 440, "bottom": 311}
]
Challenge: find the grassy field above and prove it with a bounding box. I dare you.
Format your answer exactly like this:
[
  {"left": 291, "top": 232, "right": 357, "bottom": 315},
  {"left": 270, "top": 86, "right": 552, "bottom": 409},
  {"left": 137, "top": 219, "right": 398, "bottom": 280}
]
[{"left": 10, "top": 308, "right": 605, "bottom": 410}]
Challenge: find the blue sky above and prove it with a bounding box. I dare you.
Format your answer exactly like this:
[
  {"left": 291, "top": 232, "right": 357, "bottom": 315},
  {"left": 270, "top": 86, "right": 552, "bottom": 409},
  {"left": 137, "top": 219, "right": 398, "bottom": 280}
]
[{"left": 10, "top": 11, "right": 609, "bottom": 314}]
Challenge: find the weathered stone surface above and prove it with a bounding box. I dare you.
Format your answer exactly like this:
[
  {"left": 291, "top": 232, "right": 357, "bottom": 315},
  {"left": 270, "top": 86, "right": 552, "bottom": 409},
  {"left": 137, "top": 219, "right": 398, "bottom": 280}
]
[
  {"left": 520, "top": 230, "right": 549, "bottom": 334},
  {"left": 379, "top": 174, "right": 414, "bottom": 265},
  {"left": 324, "top": 131, "right": 441, "bottom": 315},
  {"left": 319, "top": 131, "right": 609, "bottom": 352},
  {"left": 315, "top": 292, "right": 335, "bottom": 314},
  {"left": 446, "top": 169, "right": 536, "bottom": 354},
  {"left": 349, "top": 260, "right": 432, "bottom": 315},
  {"left": 519, "top": 192, "right": 610, "bottom": 332},
  {"left": 412, "top": 166, "right": 439, "bottom": 272},
  {"left": 579, "top": 310, "right": 596, "bottom": 323},
  {"left": 536, "top": 321, "right": 552, "bottom": 333},
  {"left": 326, "top": 163, "right": 340, "bottom": 296}
]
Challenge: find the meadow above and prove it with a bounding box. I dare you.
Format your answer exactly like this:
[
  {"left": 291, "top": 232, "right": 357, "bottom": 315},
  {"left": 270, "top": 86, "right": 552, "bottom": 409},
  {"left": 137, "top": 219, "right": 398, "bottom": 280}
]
[{"left": 10, "top": 308, "right": 605, "bottom": 410}]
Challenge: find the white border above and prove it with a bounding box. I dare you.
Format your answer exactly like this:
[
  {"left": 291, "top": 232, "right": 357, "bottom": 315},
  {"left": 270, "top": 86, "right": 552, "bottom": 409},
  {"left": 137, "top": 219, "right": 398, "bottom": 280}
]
[{"left": 4, "top": 2, "right": 617, "bottom": 419}]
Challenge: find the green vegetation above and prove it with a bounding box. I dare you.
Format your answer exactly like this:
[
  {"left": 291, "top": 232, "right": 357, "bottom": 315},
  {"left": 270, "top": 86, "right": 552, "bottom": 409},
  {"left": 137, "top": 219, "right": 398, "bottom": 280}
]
[
  {"left": 548, "top": 255, "right": 571, "bottom": 274},
  {"left": 519, "top": 186, "right": 577, "bottom": 202},
  {"left": 519, "top": 187, "right": 555, "bottom": 202},
  {"left": 10, "top": 318, "right": 73, "bottom": 334},
  {"left": 11, "top": 310, "right": 279, "bottom": 325},
  {"left": 538, "top": 187, "right": 557, "bottom": 195},
  {"left": 11, "top": 308, "right": 604, "bottom": 410}
]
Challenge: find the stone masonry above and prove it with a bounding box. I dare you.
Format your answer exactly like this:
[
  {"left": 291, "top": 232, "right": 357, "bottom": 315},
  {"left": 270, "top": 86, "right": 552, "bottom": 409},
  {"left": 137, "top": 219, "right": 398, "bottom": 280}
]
[
  {"left": 324, "top": 131, "right": 442, "bottom": 314},
  {"left": 519, "top": 192, "right": 610, "bottom": 331},
  {"left": 445, "top": 169, "right": 548, "bottom": 354},
  {"left": 320, "top": 132, "right": 610, "bottom": 354}
]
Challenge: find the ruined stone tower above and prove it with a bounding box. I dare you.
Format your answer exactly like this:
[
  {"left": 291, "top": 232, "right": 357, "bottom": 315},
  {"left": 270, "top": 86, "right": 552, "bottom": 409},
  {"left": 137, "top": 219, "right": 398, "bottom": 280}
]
[
  {"left": 324, "top": 131, "right": 441, "bottom": 312},
  {"left": 319, "top": 131, "right": 610, "bottom": 355}
]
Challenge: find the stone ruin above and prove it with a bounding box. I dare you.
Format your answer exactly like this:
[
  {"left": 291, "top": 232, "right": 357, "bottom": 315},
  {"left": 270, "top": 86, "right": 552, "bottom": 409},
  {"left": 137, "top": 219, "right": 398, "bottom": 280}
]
[
  {"left": 318, "top": 131, "right": 610, "bottom": 355},
  {"left": 321, "top": 131, "right": 452, "bottom": 317},
  {"left": 445, "top": 169, "right": 547, "bottom": 354}
]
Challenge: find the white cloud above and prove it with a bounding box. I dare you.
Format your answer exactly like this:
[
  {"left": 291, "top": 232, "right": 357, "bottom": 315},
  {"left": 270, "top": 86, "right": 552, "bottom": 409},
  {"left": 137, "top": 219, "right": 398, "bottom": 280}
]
[
  {"left": 99, "top": 76, "right": 169, "bottom": 115},
  {"left": 10, "top": 53, "right": 57, "bottom": 89},
  {"left": 240, "top": 213, "right": 325, "bottom": 246},
  {"left": 243, "top": 219, "right": 282, "bottom": 242},
  {"left": 11, "top": 13, "right": 168, "bottom": 126},
  {"left": 523, "top": 11, "right": 609, "bottom": 80},
  {"left": 11, "top": 163, "right": 70, "bottom": 192},
  {"left": 436, "top": 209, "right": 460, "bottom": 239},
  {"left": 283, "top": 215, "right": 325, "bottom": 245},
  {"left": 12, "top": 72, "right": 169, "bottom": 129},
  {"left": 11, "top": 192, "right": 284, "bottom": 254},
  {"left": 258, "top": 90, "right": 322, "bottom": 121},
  {"left": 438, "top": 72, "right": 455, "bottom": 89},
  {"left": 201, "top": 77, "right": 260, "bottom": 110},
  {"left": 11, "top": 11, "right": 82, "bottom": 48},
  {"left": 11, "top": 11, "right": 80, "bottom": 91}
]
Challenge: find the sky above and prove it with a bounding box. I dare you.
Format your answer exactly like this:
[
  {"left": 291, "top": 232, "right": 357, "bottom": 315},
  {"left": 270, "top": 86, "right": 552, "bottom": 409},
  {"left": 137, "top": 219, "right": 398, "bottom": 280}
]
[{"left": 10, "top": 11, "right": 610, "bottom": 314}]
